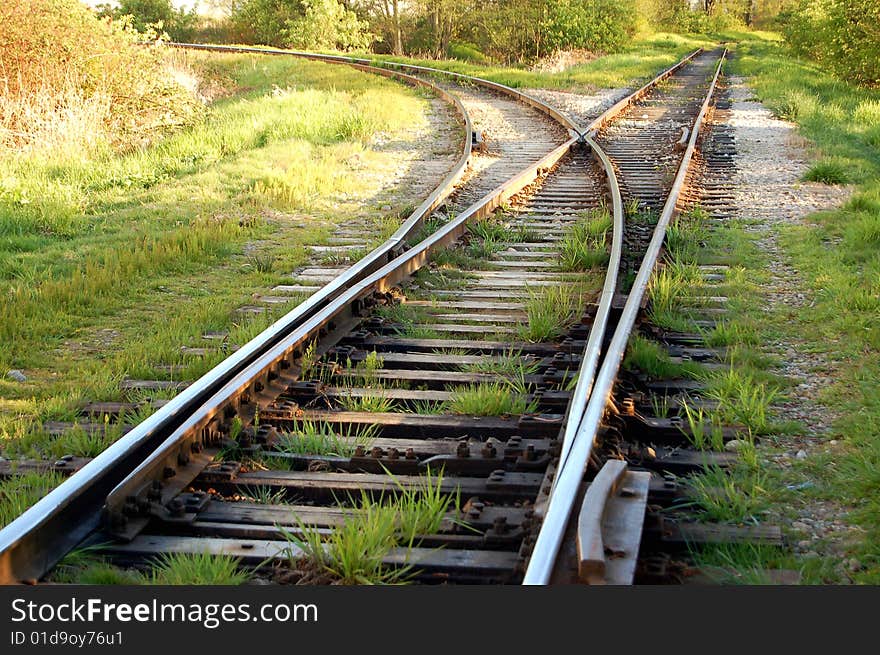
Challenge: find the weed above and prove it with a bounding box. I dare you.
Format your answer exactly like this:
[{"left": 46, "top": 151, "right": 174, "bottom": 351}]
[
  {"left": 706, "top": 369, "right": 779, "bottom": 434},
  {"left": 150, "top": 552, "right": 249, "bottom": 585},
  {"left": 0, "top": 470, "right": 64, "bottom": 528},
  {"left": 680, "top": 401, "right": 725, "bottom": 451},
  {"left": 338, "top": 393, "right": 395, "bottom": 413},
  {"left": 684, "top": 465, "right": 769, "bottom": 523},
  {"left": 804, "top": 159, "right": 849, "bottom": 185},
  {"left": 518, "top": 284, "right": 586, "bottom": 342},
  {"left": 275, "top": 421, "right": 378, "bottom": 457},
  {"left": 558, "top": 209, "right": 612, "bottom": 272},
  {"left": 623, "top": 335, "right": 701, "bottom": 379},
  {"left": 447, "top": 382, "right": 537, "bottom": 416}
]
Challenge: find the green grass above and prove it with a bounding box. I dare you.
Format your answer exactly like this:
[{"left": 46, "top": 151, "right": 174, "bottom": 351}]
[
  {"left": 0, "top": 470, "right": 64, "bottom": 528},
  {"left": 274, "top": 421, "right": 378, "bottom": 457},
  {"left": 680, "top": 401, "right": 726, "bottom": 452},
  {"left": 684, "top": 464, "right": 769, "bottom": 523},
  {"left": 734, "top": 41, "right": 880, "bottom": 583},
  {"left": 558, "top": 209, "right": 612, "bottom": 272},
  {"left": 518, "top": 284, "right": 588, "bottom": 342},
  {"left": 362, "top": 32, "right": 715, "bottom": 91},
  {"left": 281, "top": 470, "right": 454, "bottom": 584},
  {"left": 623, "top": 335, "right": 702, "bottom": 379},
  {"left": 49, "top": 546, "right": 143, "bottom": 585},
  {"left": 0, "top": 51, "right": 434, "bottom": 461},
  {"left": 446, "top": 381, "right": 537, "bottom": 416},
  {"left": 706, "top": 368, "right": 779, "bottom": 435},
  {"left": 803, "top": 159, "right": 850, "bottom": 184},
  {"left": 150, "top": 552, "right": 249, "bottom": 585}
]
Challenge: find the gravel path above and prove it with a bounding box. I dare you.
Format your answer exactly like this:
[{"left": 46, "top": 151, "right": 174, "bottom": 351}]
[
  {"left": 524, "top": 88, "right": 630, "bottom": 128},
  {"left": 727, "top": 75, "right": 862, "bottom": 574}
]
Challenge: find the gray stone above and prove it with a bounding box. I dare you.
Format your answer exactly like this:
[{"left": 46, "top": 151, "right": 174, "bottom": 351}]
[
  {"left": 795, "top": 449, "right": 808, "bottom": 460},
  {"left": 6, "top": 370, "right": 26, "bottom": 382},
  {"left": 724, "top": 439, "right": 750, "bottom": 453}
]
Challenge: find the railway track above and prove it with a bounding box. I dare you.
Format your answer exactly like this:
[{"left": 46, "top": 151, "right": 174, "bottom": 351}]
[{"left": 0, "top": 45, "right": 736, "bottom": 585}]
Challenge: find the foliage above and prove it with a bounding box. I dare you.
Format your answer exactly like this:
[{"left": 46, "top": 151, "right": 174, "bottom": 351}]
[
  {"left": 284, "top": 0, "right": 372, "bottom": 51},
  {"left": 0, "top": 0, "right": 202, "bottom": 155},
  {"left": 781, "top": 0, "right": 880, "bottom": 87},
  {"left": 109, "top": 0, "right": 199, "bottom": 41}
]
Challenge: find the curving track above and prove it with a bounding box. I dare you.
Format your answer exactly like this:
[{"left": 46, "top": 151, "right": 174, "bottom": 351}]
[{"left": 0, "top": 45, "right": 730, "bottom": 586}]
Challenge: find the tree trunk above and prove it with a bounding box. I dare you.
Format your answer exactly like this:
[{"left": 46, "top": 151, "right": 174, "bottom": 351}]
[{"left": 392, "top": 0, "right": 403, "bottom": 54}]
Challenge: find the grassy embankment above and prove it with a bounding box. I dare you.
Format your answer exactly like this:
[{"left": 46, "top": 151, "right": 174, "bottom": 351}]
[
  {"left": 728, "top": 35, "right": 880, "bottom": 583},
  {"left": 366, "top": 32, "right": 716, "bottom": 90}
]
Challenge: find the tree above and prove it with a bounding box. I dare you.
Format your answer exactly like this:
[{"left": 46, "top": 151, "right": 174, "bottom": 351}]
[
  {"left": 284, "top": 0, "right": 372, "bottom": 50},
  {"left": 114, "top": 0, "right": 198, "bottom": 41}
]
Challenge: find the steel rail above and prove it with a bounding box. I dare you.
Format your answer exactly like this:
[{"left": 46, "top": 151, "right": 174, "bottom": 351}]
[
  {"left": 551, "top": 48, "right": 704, "bottom": 484},
  {"left": 523, "top": 49, "right": 728, "bottom": 585},
  {"left": 0, "top": 57, "right": 477, "bottom": 585},
  {"left": 0, "top": 44, "right": 711, "bottom": 584},
  {"left": 0, "top": 43, "right": 589, "bottom": 583}
]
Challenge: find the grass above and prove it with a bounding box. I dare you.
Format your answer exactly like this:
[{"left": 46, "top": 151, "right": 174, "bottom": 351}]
[
  {"left": 558, "top": 209, "right": 612, "bottom": 272},
  {"left": 274, "top": 421, "right": 378, "bottom": 457},
  {"left": 706, "top": 368, "right": 779, "bottom": 435},
  {"left": 689, "top": 543, "right": 812, "bottom": 585},
  {"left": 736, "top": 34, "right": 880, "bottom": 576},
  {"left": 49, "top": 545, "right": 143, "bottom": 585},
  {"left": 623, "top": 335, "right": 702, "bottom": 379},
  {"left": 0, "top": 51, "right": 435, "bottom": 461},
  {"left": 282, "top": 470, "right": 454, "bottom": 584},
  {"left": 804, "top": 159, "right": 850, "bottom": 185},
  {"left": 518, "top": 284, "right": 588, "bottom": 342},
  {"left": 446, "top": 382, "right": 537, "bottom": 416},
  {"left": 0, "top": 470, "right": 64, "bottom": 528},
  {"left": 684, "top": 464, "right": 769, "bottom": 524},
  {"left": 463, "top": 349, "right": 541, "bottom": 377},
  {"left": 362, "top": 32, "right": 715, "bottom": 91},
  {"left": 150, "top": 552, "right": 249, "bottom": 585},
  {"left": 680, "top": 401, "right": 725, "bottom": 452}
]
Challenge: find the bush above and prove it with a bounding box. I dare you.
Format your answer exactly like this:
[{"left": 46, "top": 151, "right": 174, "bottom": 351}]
[
  {"left": 284, "top": 0, "right": 372, "bottom": 51},
  {"left": 112, "top": 0, "right": 198, "bottom": 42},
  {"left": 0, "top": 0, "right": 202, "bottom": 155},
  {"left": 543, "top": 0, "right": 639, "bottom": 54},
  {"left": 782, "top": 0, "right": 880, "bottom": 87}
]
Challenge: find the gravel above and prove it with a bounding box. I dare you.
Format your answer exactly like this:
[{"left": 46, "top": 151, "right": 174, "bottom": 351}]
[{"left": 524, "top": 88, "right": 631, "bottom": 128}]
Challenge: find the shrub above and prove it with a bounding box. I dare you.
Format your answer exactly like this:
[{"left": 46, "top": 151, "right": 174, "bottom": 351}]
[
  {"left": 284, "top": 0, "right": 372, "bottom": 51},
  {"left": 0, "top": 0, "right": 202, "bottom": 156},
  {"left": 782, "top": 0, "right": 880, "bottom": 88}
]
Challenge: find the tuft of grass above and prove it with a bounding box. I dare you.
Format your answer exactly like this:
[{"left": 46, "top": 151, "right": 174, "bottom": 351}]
[
  {"left": 684, "top": 465, "right": 769, "bottom": 523},
  {"left": 447, "top": 382, "right": 537, "bottom": 416},
  {"left": 150, "top": 552, "right": 249, "bottom": 585},
  {"left": 282, "top": 469, "right": 455, "bottom": 584},
  {"left": 706, "top": 368, "right": 779, "bottom": 435},
  {"left": 680, "top": 401, "right": 725, "bottom": 451},
  {"left": 0, "top": 470, "right": 65, "bottom": 529},
  {"left": 690, "top": 543, "right": 804, "bottom": 585},
  {"left": 50, "top": 545, "right": 143, "bottom": 585},
  {"left": 623, "top": 335, "right": 701, "bottom": 379},
  {"left": 803, "top": 159, "right": 849, "bottom": 185},
  {"left": 274, "top": 421, "right": 378, "bottom": 457},
  {"left": 518, "top": 284, "right": 586, "bottom": 342},
  {"left": 558, "top": 209, "right": 612, "bottom": 272},
  {"left": 338, "top": 393, "right": 395, "bottom": 413}
]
